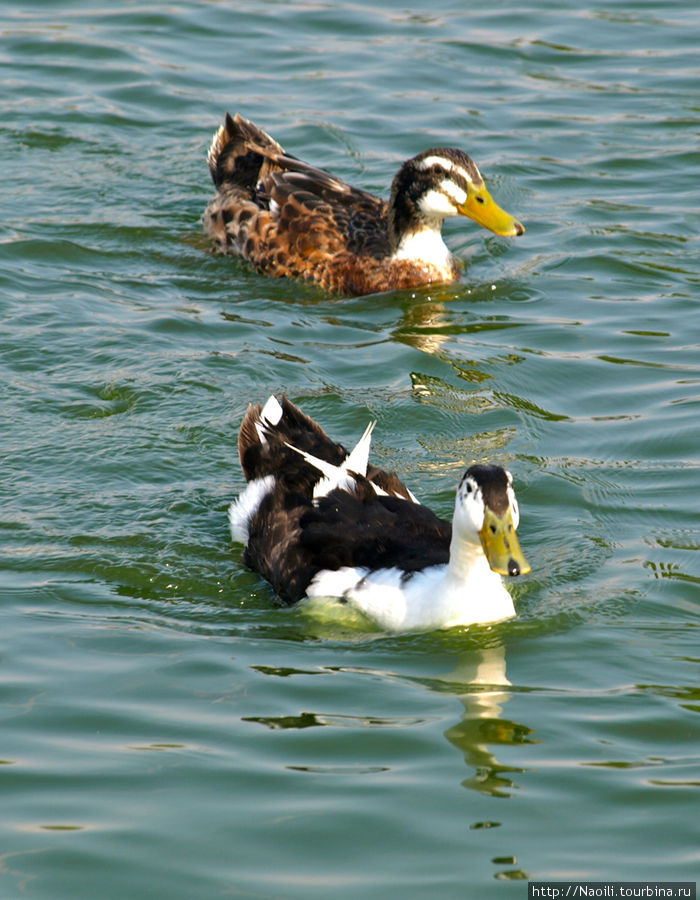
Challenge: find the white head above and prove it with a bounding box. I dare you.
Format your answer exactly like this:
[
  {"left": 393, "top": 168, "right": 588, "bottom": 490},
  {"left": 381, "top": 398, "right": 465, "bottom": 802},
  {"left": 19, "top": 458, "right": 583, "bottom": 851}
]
[{"left": 453, "top": 464, "right": 528, "bottom": 577}]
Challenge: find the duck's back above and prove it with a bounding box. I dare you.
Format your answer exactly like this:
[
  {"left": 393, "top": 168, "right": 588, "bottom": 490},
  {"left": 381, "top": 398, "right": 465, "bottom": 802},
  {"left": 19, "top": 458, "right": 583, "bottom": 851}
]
[{"left": 232, "top": 396, "right": 451, "bottom": 605}]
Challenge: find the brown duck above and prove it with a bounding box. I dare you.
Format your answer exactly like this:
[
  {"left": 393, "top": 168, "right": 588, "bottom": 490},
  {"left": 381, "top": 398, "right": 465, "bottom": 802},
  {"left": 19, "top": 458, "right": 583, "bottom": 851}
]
[{"left": 204, "top": 113, "right": 524, "bottom": 297}]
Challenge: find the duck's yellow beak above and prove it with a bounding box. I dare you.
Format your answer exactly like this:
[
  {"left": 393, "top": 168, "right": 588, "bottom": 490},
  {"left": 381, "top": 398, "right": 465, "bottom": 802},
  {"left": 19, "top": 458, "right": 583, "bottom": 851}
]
[
  {"left": 458, "top": 185, "right": 524, "bottom": 237},
  {"left": 479, "top": 507, "right": 530, "bottom": 576}
]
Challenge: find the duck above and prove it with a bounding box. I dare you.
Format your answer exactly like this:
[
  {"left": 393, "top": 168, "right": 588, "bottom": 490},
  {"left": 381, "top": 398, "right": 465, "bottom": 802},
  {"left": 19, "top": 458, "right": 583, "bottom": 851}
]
[
  {"left": 204, "top": 113, "right": 524, "bottom": 297},
  {"left": 229, "top": 395, "right": 530, "bottom": 631}
]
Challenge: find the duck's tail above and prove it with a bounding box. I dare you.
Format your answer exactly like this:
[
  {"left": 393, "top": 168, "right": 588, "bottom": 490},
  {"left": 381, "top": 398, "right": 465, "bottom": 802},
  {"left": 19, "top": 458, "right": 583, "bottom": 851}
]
[
  {"left": 230, "top": 395, "right": 351, "bottom": 544},
  {"left": 237, "top": 395, "right": 348, "bottom": 488},
  {"left": 236, "top": 395, "right": 417, "bottom": 502},
  {"left": 207, "top": 113, "right": 286, "bottom": 190}
]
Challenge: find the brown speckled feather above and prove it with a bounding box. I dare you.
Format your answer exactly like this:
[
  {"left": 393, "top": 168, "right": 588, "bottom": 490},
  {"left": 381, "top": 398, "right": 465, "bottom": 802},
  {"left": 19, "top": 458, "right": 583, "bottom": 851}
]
[{"left": 203, "top": 114, "right": 460, "bottom": 295}]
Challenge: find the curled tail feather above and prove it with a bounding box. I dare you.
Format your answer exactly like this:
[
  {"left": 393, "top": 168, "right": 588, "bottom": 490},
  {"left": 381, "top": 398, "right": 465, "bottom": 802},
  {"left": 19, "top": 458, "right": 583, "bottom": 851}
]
[{"left": 207, "top": 112, "right": 286, "bottom": 190}]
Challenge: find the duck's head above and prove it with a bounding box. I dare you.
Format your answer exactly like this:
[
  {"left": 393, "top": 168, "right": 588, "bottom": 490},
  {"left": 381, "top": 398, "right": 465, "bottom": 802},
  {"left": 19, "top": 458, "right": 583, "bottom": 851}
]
[
  {"left": 388, "top": 148, "right": 524, "bottom": 250},
  {"left": 453, "top": 464, "right": 530, "bottom": 577}
]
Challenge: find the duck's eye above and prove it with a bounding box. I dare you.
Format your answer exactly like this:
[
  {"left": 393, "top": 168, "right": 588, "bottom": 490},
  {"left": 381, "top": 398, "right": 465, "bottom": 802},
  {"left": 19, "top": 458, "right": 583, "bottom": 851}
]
[{"left": 431, "top": 164, "right": 444, "bottom": 176}]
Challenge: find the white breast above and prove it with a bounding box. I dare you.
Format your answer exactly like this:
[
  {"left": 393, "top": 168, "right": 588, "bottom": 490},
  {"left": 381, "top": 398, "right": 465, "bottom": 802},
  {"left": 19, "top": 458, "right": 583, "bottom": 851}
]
[{"left": 391, "top": 227, "right": 454, "bottom": 275}]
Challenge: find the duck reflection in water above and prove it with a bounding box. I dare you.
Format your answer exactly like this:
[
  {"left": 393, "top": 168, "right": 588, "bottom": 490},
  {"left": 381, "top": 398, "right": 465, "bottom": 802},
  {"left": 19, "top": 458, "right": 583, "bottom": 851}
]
[
  {"left": 244, "top": 641, "right": 536, "bottom": 798},
  {"left": 437, "top": 642, "right": 537, "bottom": 797}
]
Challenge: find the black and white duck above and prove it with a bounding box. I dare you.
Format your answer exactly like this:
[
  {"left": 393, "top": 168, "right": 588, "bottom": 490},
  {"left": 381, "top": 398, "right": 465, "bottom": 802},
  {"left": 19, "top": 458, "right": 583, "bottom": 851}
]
[
  {"left": 229, "top": 395, "right": 530, "bottom": 631},
  {"left": 204, "top": 113, "right": 524, "bottom": 296}
]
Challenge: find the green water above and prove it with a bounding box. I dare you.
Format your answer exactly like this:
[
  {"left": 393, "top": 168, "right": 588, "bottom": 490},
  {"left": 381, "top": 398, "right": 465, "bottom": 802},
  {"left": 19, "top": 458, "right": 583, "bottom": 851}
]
[{"left": 1, "top": 1, "right": 698, "bottom": 897}]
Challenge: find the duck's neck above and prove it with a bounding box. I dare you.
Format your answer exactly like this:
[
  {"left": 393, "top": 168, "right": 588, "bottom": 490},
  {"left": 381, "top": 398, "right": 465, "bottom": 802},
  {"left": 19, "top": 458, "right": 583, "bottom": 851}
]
[
  {"left": 436, "top": 532, "right": 515, "bottom": 626},
  {"left": 406, "top": 532, "right": 513, "bottom": 629},
  {"left": 388, "top": 183, "right": 452, "bottom": 257},
  {"left": 446, "top": 531, "right": 495, "bottom": 585},
  {"left": 391, "top": 223, "right": 453, "bottom": 269}
]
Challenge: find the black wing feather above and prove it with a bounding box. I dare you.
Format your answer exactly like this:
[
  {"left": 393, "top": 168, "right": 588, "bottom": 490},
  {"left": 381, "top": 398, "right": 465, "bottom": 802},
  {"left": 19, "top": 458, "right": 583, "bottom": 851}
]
[
  {"left": 237, "top": 396, "right": 444, "bottom": 605},
  {"left": 244, "top": 474, "right": 451, "bottom": 605}
]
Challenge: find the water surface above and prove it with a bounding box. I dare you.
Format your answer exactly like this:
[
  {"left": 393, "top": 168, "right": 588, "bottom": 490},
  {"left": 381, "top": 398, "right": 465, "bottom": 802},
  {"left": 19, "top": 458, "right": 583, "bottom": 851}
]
[{"left": 1, "top": 1, "right": 698, "bottom": 897}]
